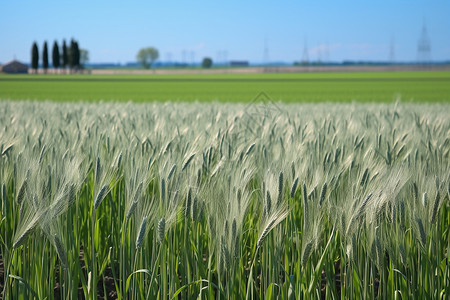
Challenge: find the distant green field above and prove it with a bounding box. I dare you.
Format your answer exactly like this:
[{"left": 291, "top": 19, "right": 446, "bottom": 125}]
[{"left": 0, "top": 71, "right": 449, "bottom": 102}]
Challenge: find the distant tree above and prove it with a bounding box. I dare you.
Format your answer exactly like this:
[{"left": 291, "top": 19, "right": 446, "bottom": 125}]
[
  {"left": 202, "top": 57, "right": 213, "bottom": 68},
  {"left": 62, "top": 40, "right": 68, "bottom": 72},
  {"left": 73, "top": 41, "right": 80, "bottom": 69},
  {"left": 136, "top": 47, "right": 159, "bottom": 69},
  {"left": 80, "top": 49, "right": 89, "bottom": 68},
  {"left": 68, "top": 39, "right": 80, "bottom": 72},
  {"left": 52, "top": 41, "right": 60, "bottom": 71},
  {"left": 68, "top": 39, "right": 75, "bottom": 70},
  {"left": 31, "top": 42, "right": 39, "bottom": 73},
  {"left": 43, "top": 41, "right": 49, "bottom": 73}
]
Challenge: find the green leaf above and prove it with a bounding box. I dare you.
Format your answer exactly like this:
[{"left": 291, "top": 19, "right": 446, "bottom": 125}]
[
  {"left": 108, "top": 247, "right": 122, "bottom": 299},
  {"left": 388, "top": 266, "right": 394, "bottom": 296},
  {"left": 265, "top": 283, "right": 274, "bottom": 299},
  {"left": 352, "top": 269, "right": 360, "bottom": 296},
  {"left": 171, "top": 279, "right": 223, "bottom": 300},
  {"left": 126, "top": 269, "right": 151, "bottom": 293},
  {"left": 288, "top": 275, "right": 295, "bottom": 300},
  {"left": 9, "top": 274, "right": 39, "bottom": 299},
  {"left": 308, "top": 227, "right": 335, "bottom": 293}
]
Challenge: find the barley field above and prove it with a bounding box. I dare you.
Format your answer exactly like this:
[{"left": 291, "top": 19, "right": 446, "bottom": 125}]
[{"left": 0, "top": 101, "right": 449, "bottom": 299}]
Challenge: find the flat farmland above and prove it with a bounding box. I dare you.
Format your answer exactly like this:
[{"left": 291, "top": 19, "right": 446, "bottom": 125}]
[
  {"left": 0, "top": 71, "right": 449, "bottom": 102},
  {"left": 1, "top": 69, "right": 450, "bottom": 299}
]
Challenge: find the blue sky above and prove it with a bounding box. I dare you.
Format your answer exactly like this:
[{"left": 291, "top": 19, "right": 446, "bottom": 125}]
[{"left": 1, "top": 0, "right": 449, "bottom": 64}]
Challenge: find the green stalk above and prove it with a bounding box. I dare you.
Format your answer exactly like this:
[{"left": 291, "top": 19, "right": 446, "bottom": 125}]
[
  {"left": 245, "top": 245, "right": 260, "bottom": 300},
  {"left": 207, "top": 242, "right": 214, "bottom": 299},
  {"left": 160, "top": 239, "right": 167, "bottom": 300},
  {"left": 145, "top": 245, "right": 161, "bottom": 299},
  {"left": 183, "top": 218, "right": 191, "bottom": 298},
  {"left": 91, "top": 209, "right": 97, "bottom": 299}
]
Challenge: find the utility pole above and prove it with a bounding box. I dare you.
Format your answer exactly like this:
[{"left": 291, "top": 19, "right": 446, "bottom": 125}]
[
  {"left": 263, "top": 37, "right": 269, "bottom": 66},
  {"left": 389, "top": 36, "right": 395, "bottom": 64},
  {"left": 417, "top": 21, "right": 431, "bottom": 64},
  {"left": 301, "top": 38, "right": 309, "bottom": 65}
]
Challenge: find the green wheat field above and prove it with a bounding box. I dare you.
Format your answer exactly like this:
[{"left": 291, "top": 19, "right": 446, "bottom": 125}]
[
  {"left": 0, "top": 71, "right": 449, "bottom": 299},
  {"left": 0, "top": 71, "right": 449, "bottom": 102}
]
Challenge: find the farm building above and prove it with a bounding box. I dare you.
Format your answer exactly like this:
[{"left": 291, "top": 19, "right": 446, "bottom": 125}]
[
  {"left": 229, "top": 60, "right": 249, "bottom": 67},
  {"left": 0, "top": 60, "right": 29, "bottom": 74}
]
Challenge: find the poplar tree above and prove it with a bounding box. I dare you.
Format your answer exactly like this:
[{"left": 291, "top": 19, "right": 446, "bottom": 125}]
[
  {"left": 31, "top": 42, "right": 39, "bottom": 73},
  {"left": 62, "top": 40, "right": 68, "bottom": 72},
  {"left": 43, "top": 41, "right": 49, "bottom": 73},
  {"left": 52, "top": 41, "right": 60, "bottom": 71}
]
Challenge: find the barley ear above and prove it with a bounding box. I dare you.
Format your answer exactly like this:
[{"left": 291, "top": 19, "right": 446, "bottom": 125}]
[
  {"left": 126, "top": 201, "right": 137, "bottom": 221},
  {"left": 95, "top": 157, "right": 101, "bottom": 184},
  {"left": 94, "top": 184, "right": 109, "bottom": 210},
  {"left": 319, "top": 182, "right": 327, "bottom": 206},
  {"left": 116, "top": 152, "right": 123, "bottom": 170},
  {"left": 182, "top": 153, "right": 196, "bottom": 171},
  {"left": 430, "top": 191, "right": 440, "bottom": 224},
  {"left": 237, "top": 188, "right": 242, "bottom": 211},
  {"left": 136, "top": 217, "right": 148, "bottom": 249},
  {"left": 290, "top": 178, "right": 299, "bottom": 199},
  {"left": 232, "top": 218, "right": 237, "bottom": 240},
  {"left": 421, "top": 192, "right": 427, "bottom": 207},
  {"left": 221, "top": 236, "right": 230, "bottom": 268},
  {"left": 245, "top": 143, "right": 255, "bottom": 155},
  {"left": 185, "top": 188, "right": 192, "bottom": 219},
  {"left": 191, "top": 196, "right": 197, "bottom": 222},
  {"left": 167, "top": 164, "right": 177, "bottom": 180},
  {"left": 16, "top": 180, "right": 27, "bottom": 206},
  {"left": 208, "top": 215, "right": 215, "bottom": 236},
  {"left": 415, "top": 216, "right": 427, "bottom": 247},
  {"left": 301, "top": 240, "right": 313, "bottom": 267},
  {"left": 257, "top": 219, "right": 275, "bottom": 248},
  {"left": 277, "top": 171, "right": 284, "bottom": 206},
  {"left": 13, "top": 225, "right": 36, "bottom": 249},
  {"left": 160, "top": 178, "right": 166, "bottom": 203},
  {"left": 157, "top": 217, "right": 166, "bottom": 243},
  {"left": 412, "top": 182, "right": 418, "bottom": 203},
  {"left": 54, "top": 234, "right": 68, "bottom": 267},
  {"left": 266, "top": 191, "right": 272, "bottom": 215},
  {"left": 302, "top": 183, "right": 308, "bottom": 227},
  {"left": 291, "top": 161, "right": 295, "bottom": 180}
]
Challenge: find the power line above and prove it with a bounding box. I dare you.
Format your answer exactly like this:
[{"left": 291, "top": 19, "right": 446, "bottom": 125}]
[
  {"left": 389, "top": 36, "right": 395, "bottom": 63},
  {"left": 263, "top": 37, "right": 269, "bottom": 66},
  {"left": 417, "top": 21, "right": 431, "bottom": 64},
  {"left": 301, "top": 38, "right": 309, "bottom": 65},
  {"left": 182, "top": 50, "right": 187, "bottom": 64},
  {"left": 190, "top": 51, "right": 195, "bottom": 66}
]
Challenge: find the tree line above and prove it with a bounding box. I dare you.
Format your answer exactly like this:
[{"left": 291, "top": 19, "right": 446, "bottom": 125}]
[
  {"left": 31, "top": 39, "right": 88, "bottom": 73},
  {"left": 136, "top": 46, "right": 214, "bottom": 69}
]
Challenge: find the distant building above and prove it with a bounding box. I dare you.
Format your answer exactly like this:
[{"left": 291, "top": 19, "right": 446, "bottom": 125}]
[
  {"left": 229, "top": 61, "right": 249, "bottom": 67},
  {"left": 0, "top": 60, "right": 29, "bottom": 74}
]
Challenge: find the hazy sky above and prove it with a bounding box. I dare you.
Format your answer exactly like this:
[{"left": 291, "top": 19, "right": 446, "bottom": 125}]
[{"left": 1, "top": 0, "right": 449, "bottom": 64}]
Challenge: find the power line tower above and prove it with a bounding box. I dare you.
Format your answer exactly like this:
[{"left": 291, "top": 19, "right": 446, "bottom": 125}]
[
  {"left": 263, "top": 37, "right": 269, "bottom": 66},
  {"left": 166, "top": 52, "right": 172, "bottom": 65},
  {"left": 182, "top": 50, "right": 187, "bottom": 64},
  {"left": 223, "top": 50, "right": 228, "bottom": 66},
  {"left": 389, "top": 36, "right": 395, "bottom": 64},
  {"left": 301, "top": 38, "right": 309, "bottom": 65},
  {"left": 317, "top": 42, "right": 322, "bottom": 64},
  {"left": 190, "top": 51, "right": 195, "bottom": 66},
  {"left": 417, "top": 21, "right": 431, "bottom": 64}
]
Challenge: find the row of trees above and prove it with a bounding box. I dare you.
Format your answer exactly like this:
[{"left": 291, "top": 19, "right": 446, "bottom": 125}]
[
  {"left": 31, "top": 39, "right": 88, "bottom": 73},
  {"left": 136, "top": 47, "right": 214, "bottom": 69}
]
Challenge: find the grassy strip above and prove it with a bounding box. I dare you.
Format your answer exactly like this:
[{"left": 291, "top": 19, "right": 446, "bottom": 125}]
[{"left": 0, "top": 71, "right": 449, "bottom": 102}]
